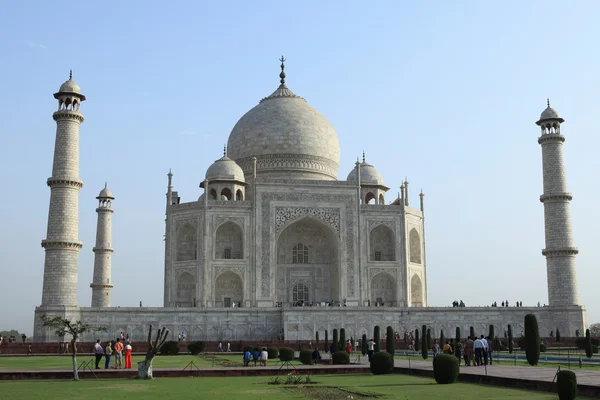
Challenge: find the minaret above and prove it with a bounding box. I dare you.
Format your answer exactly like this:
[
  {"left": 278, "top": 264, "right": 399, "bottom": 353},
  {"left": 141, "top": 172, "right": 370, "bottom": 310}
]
[
  {"left": 90, "top": 184, "right": 114, "bottom": 307},
  {"left": 536, "top": 100, "right": 579, "bottom": 306},
  {"left": 40, "top": 71, "right": 85, "bottom": 307}
]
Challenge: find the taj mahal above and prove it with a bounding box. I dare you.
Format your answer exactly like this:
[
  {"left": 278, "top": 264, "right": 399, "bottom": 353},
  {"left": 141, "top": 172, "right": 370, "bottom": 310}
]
[{"left": 33, "top": 60, "right": 586, "bottom": 342}]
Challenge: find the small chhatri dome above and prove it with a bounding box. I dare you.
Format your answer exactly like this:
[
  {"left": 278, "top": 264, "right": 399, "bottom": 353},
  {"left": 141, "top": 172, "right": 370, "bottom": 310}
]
[
  {"left": 55, "top": 70, "right": 86, "bottom": 100},
  {"left": 205, "top": 152, "right": 245, "bottom": 183},
  {"left": 537, "top": 99, "right": 564, "bottom": 124},
  {"left": 346, "top": 152, "right": 385, "bottom": 186},
  {"left": 97, "top": 183, "right": 114, "bottom": 199}
]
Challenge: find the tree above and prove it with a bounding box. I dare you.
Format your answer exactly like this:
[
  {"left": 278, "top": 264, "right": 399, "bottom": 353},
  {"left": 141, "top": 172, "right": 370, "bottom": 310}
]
[
  {"left": 489, "top": 325, "right": 495, "bottom": 340},
  {"left": 374, "top": 326, "right": 381, "bottom": 353},
  {"left": 470, "top": 326, "right": 475, "bottom": 338},
  {"left": 315, "top": 331, "right": 319, "bottom": 349},
  {"left": 325, "top": 330, "right": 329, "bottom": 353},
  {"left": 333, "top": 329, "right": 339, "bottom": 352},
  {"left": 339, "top": 328, "right": 346, "bottom": 352},
  {"left": 415, "top": 329, "right": 420, "bottom": 352},
  {"left": 440, "top": 329, "right": 445, "bottom": 348},
  {"left": 421, "top": 325, "right": 428, "bottom": 359},
  {"left": 585, "top": 329, "right": 593, "bottom": 358},
  {"left": 426, "top": 328, "right": 431, "bottom": 350},
  {"left": 556, "top": 328, "right": 561, "bottom": 342},
  {"left": 524, "top": 314, "right": 540, "bottom": 366},
  {"left": 137, "top": 324, "right": 170, "bottom": 379},
  {"left": 361, "top": 334, "right": 367, "bottom": 355},
  {"left": 508, "top": 324, "right": 514, "bottom": 354},
  {"left": 455, "top": 327, "right": 461, "bottom": 342},
  {"left": 386, "top": 326, "right": 394, "bottom": 357},
  {"left": 40, "top": 314, "right": 106, "bottom": 381},
  {"left": 589, "top": 323, "right": 600, "bottom": 337}
]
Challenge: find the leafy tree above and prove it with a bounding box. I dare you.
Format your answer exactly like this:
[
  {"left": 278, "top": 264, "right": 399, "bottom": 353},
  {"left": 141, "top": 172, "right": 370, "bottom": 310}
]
[
  {"left": 361, "top": 334, "right": 367, "bottom": 355},
  {"left": 137, "top": 325, "right": 170, "bottom": 379},
  {"left": 524, "top": 314, "right": 540, "bottom": 366},
  {"left": 333, "top": 329, "right": 338, "bottom": 352},
  {"left": 589, "top": 323, "right": 600, "bottom": 337},
  {"left": 386, "top": 326, "right": 394, "bottom": 357},
  {"left": 374, "top": 326, "right": 381, "bottom": 353},
  {"left": 415, "top": 329, "right": 420, "bottom": 352},
  {"left": 585, "top": 329, "right": 593, "bottom": 358},
  {"left": 508, "top": 324, "right": 514, "bottom": 354},
  {"left": 421, "top": 325, "right": 428, "bottom": 359},
  {"left": 325, "top": 330, "right": 329, "bottom": 353},
  {"left": 339, "top": 328, "right": 346, "bottom": 352},
  {"left": 40, "top": 314, "right": 106, "bottom": 380}
]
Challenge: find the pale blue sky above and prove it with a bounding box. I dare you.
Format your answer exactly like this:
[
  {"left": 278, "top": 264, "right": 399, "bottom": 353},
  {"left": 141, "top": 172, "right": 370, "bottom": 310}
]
[{"left": 1, "top": 1, "right": 599, "bottom": 335}]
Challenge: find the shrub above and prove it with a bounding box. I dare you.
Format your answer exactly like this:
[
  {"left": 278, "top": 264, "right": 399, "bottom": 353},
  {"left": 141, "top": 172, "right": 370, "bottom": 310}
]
[
  {"left": 187, "top": 341, "right": 205, "bottom": 355},
  {"left": 592, "top": 344, "right": 598, "bottom": 354},
  {"left": 508, "top": 324, "right": 514, "bottom": 354},
  {"left": 325, "top": 330, "right": 329, "bottom": 353},
  {"left": 332, "top": 351, "right": 350, "bottom": 365},
  {"left": 415, "top": 329, "right": 420, "bottom": 352},
  {"left": 299, "top": 349, "right": 313, "bottom": 364},
  {"left": 433, "top": 354, "right": 460, "bottom": 384},
  {"left": 386, "top": 326, "right": 394, "bottom": 357},
  {"left": 540, "top": 343, "right": 547, "bottom": 353},
  {"left": 426, "top": 328, "right": 432, "bottom": 350},
  {"left": 585, "top": 329, "right": 593, "bottom": 358},
  {"left": 524, "top": 314, "right": 540, "bottom": 366},
  {"left": 489, "top": 325, "right": 495, "bottom": 340},
  {"left": 557, "top": 369, "right": 577, "bottom": 400},
  {"left": 470, "top": 326, "right": 475, "bottom": 338},
  {"left": 267, "top": 347, "right": 279, "bottom": 360},
  {"left": 333, "top": 329, "right": 339, "bottom": 352},
  {"left": 243, "top": 345, "right": 254, "bottom": 353},
  {"left": 421, "top": 325, "right": 428, "bottom": 360},
  {"left": 556, "top": 328, "right": 561, "bottom": 342},
  {"left": 253, "top": 346, "right": 261, "bottom": 353},
  {"left": 440, "top": 329, "right": 444, "bottom": 348},
  {"left": 374, "top": 326, "right": 381, "bottom": 353},
  {"left": 455, "top": 327, "right": 461, "bottom": 342},
  {"left": 159, "top": 340, "right": 179, "bottom": 356},
  {"left": 315, "top": 331, "right": 319, "bottom": 348},
  {"left": 339, "top": 328, "right": 346, "bottom": 352},
  {"left": 278, "top": 347, "right": 295, "bottom": 362},
  {"left": 361, "top": 334, "right": 367, "bottom": 355},
  {"left": 370, "top": 350, "right": 393, "bottom": 375}
]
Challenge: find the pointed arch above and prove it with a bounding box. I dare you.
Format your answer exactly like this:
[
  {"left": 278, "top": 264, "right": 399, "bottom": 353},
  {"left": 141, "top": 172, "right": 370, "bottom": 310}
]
[
  {"left": 214, "top": 270, "right": 243, "bottom": 308},
  {"left": 365, "top": 192, "right": 376, "bottom": 204},
  {"left": 220, "top": 187, "right": 232, "bottom": 200},
  {"left": 378, "top": 193, "right": 385, "bottom": 205},
  {"left": 409, "top": 228, "right": 421, "bottom": 264},
  {"left": 370, "top": 224, "right": 395, "bottom": 261},
  {"left": 371, "top": 272, "right": 396, "bottom": 306},
  {"left": 176, "top": 272, "right": 196, "bottom": 307},
  {"left": 209, "top": 188, "right": 217, "bottom": 200},
  {"left": 176, "top": 224, "right": 197, "bottom": 261},
  {"left": 411, "top": 274, "right": 423, "bottom": 306},
  {"left": 215, "top": 221, "right": 243, "bottom": 259},
  {"left": 235, "top": 189, "right": 243, "bottom": 201},
  {"left": 293, "top": 283, "right": 309, "bottom": 303}
]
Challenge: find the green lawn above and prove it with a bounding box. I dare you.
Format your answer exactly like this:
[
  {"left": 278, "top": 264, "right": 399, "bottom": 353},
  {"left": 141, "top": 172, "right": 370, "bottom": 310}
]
[
  {"left": 0, "top": 374, "right": 589, "bottom": 400},
  {"left": 0, "top": 354, "right": 304, "bottom": 370}
]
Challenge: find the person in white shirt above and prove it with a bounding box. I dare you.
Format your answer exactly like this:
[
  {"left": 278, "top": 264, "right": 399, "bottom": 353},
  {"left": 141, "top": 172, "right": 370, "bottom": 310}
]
[
  {"left": 480, "top": 336, "right": 488, "bottom": 365},
  {"left": 473, "top": 337, "right": 483, "bottom": 366},
  {"left": 260, "top": 347, "right": 268, "bottom": 366},
  {"left": 227, "top": 342, "right": 231, "bottom": 352},
  {"left": 93, "top": 340, "right": 104, "bottom": 369},
  {"left": 367, "top": 339, "right": 375, "bottom": 361}
]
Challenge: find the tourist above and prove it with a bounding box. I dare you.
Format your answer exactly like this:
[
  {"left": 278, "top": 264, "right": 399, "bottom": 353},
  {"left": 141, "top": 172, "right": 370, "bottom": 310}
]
[
  {"left": 218, "top": 342, "right": 223, "bottom": 352},
  {"left": 93, "top": 339, "right": 104, "bottom": 369},
  {"left": 432, "top": 340, "right": 439, "bottom": 358},
  {"left": 312, "top": 348, "right": 321, "bottom": 364},
  {"left": 454, "top": 339, "right": 462, "bottom": 364},
  {"left": 464, "top": 336, "right": 474, "bottom": 366},
  {"left": 105, "top": 341, "right": 113, "bottom": 369},
  {"left": 486, "top": 336, "right": 493, "bottom": 365},
  {"left": 442, "top": 340, "right": 451, "bottom": 354},
  {"left": 345, "top": 341, "right": 352, "bottom": 354},
  {"left": 27, "top": 345, "right": 32, "bottom": 355},
  {"left": 260, "top": 347, "right": 268, "bottom": 366},
  {"left": 243, "top": 349, "right": 251, "bottom": 366},
  {"left": 227, "top": 342, "right": 231, "bottom": 352},
  {"left": 473, "top": 336, "right": 483, "bottom": 366},
  {"left": 125, "top": 341, "right": 133, "bottom": 369},
  {"left": 480, "top": 336, "right": 488, "bottom": 365},
  {"left": 114, "top": 338, "right": 124, "bottom": 369},
  {"left": 252, "top": 348, "right": 260, "bottom": 366},
  {"left": 59, "top": 342, "right": 65, "bottom": 354},
  {"left": 329, "top": 343, "right": 335, "bottom": 354},
  {"left": 367, "top": 338, "right": 375, "bottom": 361}
]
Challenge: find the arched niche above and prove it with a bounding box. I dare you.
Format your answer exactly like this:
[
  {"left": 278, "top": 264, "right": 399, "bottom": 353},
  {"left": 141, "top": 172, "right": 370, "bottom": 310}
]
[
  {"left": 214, "top": 271, "right": 243, "bottom": 308},
  {"left": 221, "top": 188, "right": 232, "bottom": 201},
  {"left": 370, "top": 224, "right": 395, "bottom": 261},
  {"left": 371, "top": 272, "right": 396, "bottom": 306},
  {"left": 236, "top": 189, "right": 243, "bottom": 201},
  {"left": 276, "top": 217, "right": 339, "bottom": 304},
  {"left": 176, "top": 272, "right": 195, "bottom": 307},
  {"left": 365, "top": 192, "right": 376, "bottom": 204},
  {"left": 409, "top": 228, "right": 421, "bottom": 264},
  {"left": 411, "top": 274, "right": 423, "bottom": 306},
  {"left": 176, "top": 224, "right": 197, "bottom": 261},
  {"left": 215, "top": 221, "right": 243, "bottom": 259}
]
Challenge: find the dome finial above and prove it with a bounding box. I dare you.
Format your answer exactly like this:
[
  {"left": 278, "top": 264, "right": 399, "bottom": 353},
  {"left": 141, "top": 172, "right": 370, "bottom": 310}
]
[
  {"left": 104, "top": 181, "right": 107, "bottom": 189},
  {"left": 547, "top": 98, "right": 550, "bottom": 108},
  {"left": 362, "top": 150, "right": 366, "bottom": 163},
  {"left": 223, "top": 144, "right": 227, "bottom": 157},
  {"left": 69, "top": 69, "right": 72, "bottom": 80},
  {"left": 279, "top": 55, "right": 286, "bottom": 86}
]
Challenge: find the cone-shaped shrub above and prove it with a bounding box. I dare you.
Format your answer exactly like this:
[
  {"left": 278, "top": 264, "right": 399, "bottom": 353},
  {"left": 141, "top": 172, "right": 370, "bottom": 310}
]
[
  {"left": 315, "top": 331, "right": 319, "bottom": 348},
  {"left": 455, "top": 327, "right": 461, "bottom": 342},
  {"left": 489, "top": 325, "right": 495, "bottom": 340},
  {"left": 386, "top": 326, "right": 394, "bottom": 357},
  {"left": 470, "top": 326, "right": 475, "bottom": 338},
  {"left": 339, "top": 328, "right": 346, "bottom": 351},
  {"left": 440, "top": 329, "right": 445, "bottom": 348},
  {"left": 415, "top": 329, "right": 420, "bottom": 352},
  {"left": 361, "top": 334, "right": 367, "bottom": 355},
  {"left": 556, "top": 328, "right": 561, "bottom": 342},
  {"left": 374, "top": 326, "right": 381, "bottom": 353},
  {"left": 433, "top": 354, "right": 460, "bottom": 384},
  {"left": 421, "top": 325, "right": 428, "bottom": 359},
  {"left": 585, "top": 329, "right": 593, "bottom": 358},
  {"left": 325, "top": 330, "right": 329, "bottom": 352},
  {"left": 508, "top": 324, "right": 514, "bottom": 354},
  {"left": 370, "top": 350, "right": 394, "bottom": 375},
  {"left": 426, "top": 328, "right": 431, "bottom": 351},
  {"left": 557, "top": 369, "right": 577, "bottom": 400},
  {"left": 524, "top": 314, "right": 540, "bottom": 366},
  {"left": 333, "top": 329, "right": 338, "bottom": 352}
]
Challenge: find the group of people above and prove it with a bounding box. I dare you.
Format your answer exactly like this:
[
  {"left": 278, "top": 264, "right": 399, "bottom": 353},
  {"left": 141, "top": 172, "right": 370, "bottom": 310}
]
[
  {"left": 436, "top": 335, "right": 493, "bottom": 366},
  {"left": 93, "top": 338, "right": 133, "bottom": 369},
  {"left": 242, "top": 347, "right": 269, "bottom": 366}
]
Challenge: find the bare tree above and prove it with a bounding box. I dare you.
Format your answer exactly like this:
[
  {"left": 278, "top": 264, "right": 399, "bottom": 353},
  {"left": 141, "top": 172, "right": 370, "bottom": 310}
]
[
  {"left": 40, "top": 314, "right": 107, "bottom": 380},
  {"left": 589, "top": 323, "right": 600, "bottom": 337},
  {"left": 137, "top": 324, "right": 169, "bottom": 379}
]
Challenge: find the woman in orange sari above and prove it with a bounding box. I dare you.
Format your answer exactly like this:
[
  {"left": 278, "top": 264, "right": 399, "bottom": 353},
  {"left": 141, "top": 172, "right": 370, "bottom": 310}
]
[{"left": 125, "top": 341, "right": 133, "bottom": 369}]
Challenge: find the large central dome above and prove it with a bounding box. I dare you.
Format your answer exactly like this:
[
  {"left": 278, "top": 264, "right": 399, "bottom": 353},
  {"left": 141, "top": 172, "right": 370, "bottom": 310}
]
[{"left": 227, "top": 61, "right": 340, "bottom": 180}]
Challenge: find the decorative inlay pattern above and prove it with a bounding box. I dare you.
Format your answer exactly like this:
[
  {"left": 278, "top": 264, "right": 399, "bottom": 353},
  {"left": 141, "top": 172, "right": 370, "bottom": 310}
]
[
  {"left": 214, "top": 216, "right": 245, "bottom": 229},
  {"left": 214, "top": 266, "right": 245, "bottom": 280},
  {"left": 369, "top": 267, "right": 398, "bottom": 281},
  {"left": 237, "top": 154, "right": 338, "bottom": 179},
  {"left": 176, "top": 218, "right": 197, "bottom": 230},
  {"left": 260, "top": 191, "right": 356, "bottom": 297},
  {"left": 368, "top": 220, "right": 396, "bottom": 233},
  {"left": 275, "top": 207, "right": 340, "bottom": 234},
  {"left": 176, "top": 268, "right": 196, "bottom": 277}
]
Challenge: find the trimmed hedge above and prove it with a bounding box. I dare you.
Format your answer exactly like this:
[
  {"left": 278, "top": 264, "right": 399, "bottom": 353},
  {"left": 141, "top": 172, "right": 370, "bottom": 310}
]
[
  {"left": 508, "top": 324, "right": 514, "bottom": 354},
  {"left": 299, "top": 349, "right": 313, "bottom": 364},
  {"left": 433, "top": 354, "right": 459, "bottom": 384},
  {"left": 585, "top": 329, "right": 593, "bottom": 358},
  {"left": 524, "top": 314, "right": 540, "bottom": 366},
  {"left": 159, "top": 341, "right": 179, "bottom": 356},
  {"left": 243, "top": 345, "right": 254, "bottom": 353},
  {"left": 267, "top": 347, "right": 279, "bottom": 360},
  {"left": 374, "top": 326, "right": 381, "bottom": 353},
  {"left": 557, "top": 369, "right": 577, "bottom": 400},
  {"left": 332, "top": 351, "right": 350, "bottom": 365},
  {"left": 361, "top": 334, "right": 367, "bottom": 356},
  {"left": 370, "top": 350, "right": 393, "bottom": 375},
  {"left": 187, "top": 341, "right": 205, "bottom": 355},
  {"left": 278, "top": 347, "right": 295, "bottom": 362},
  {"left": 386, "top": 326, "right": 394, "bottom": 357}
]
